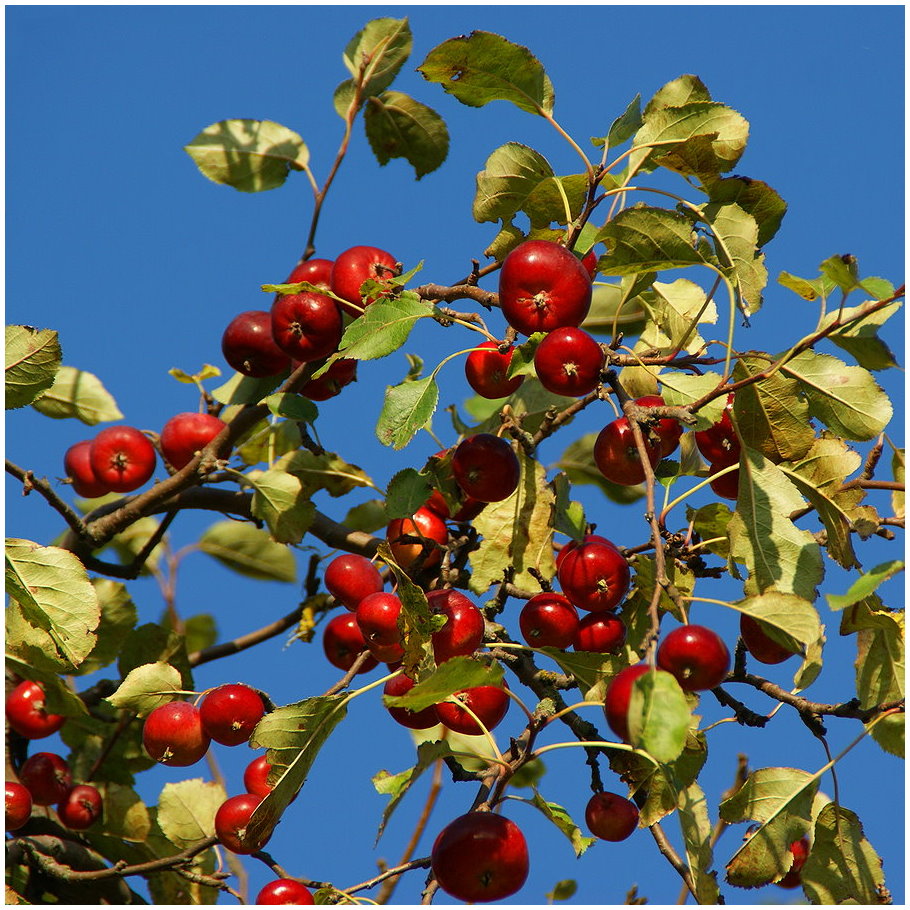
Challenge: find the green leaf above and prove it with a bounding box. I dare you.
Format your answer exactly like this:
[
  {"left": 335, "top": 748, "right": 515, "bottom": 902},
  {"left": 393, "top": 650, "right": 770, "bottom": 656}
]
[
  {"left": 384, "top": 656, "right": 504, "bottom": 713},
  {"left": 818, "top": 299, "right": 903, "bottom": 371},
  {"left": 364, "top": 90, "right": 448, "bottom": 179},
  {"left": 75, "top": 579, "right": 139, "bottom": 675},
  {"left": 854, "top": 610, "right": 903, "bottom": 711},
  {"left": 704, "top": 175, "right": 787, "bottom": 247},
  {"left": 702, "top": 202, "right": 767, "bottom": 313},
  {"left": 343, "top": 498, "right": 388, "bottom": 534},
  {"left": 184, "top": 119, "right": 308, "bottom": 193},
  {"left": 30, "top": 365, "right": 123, "bottom": 424},
  {"left": 472, "top": 142, "right": 554, "bottom": 224},
  {"left": 234, "top": 417, "right": 301, "bottom": 466},
  {"left": 211, "top": 370, "right": 287, "bottom": 406},
  {"left": 278, "top": 449, "right": 373, "bottom": 498},
  {"left": 118, "top": 623, "right": 193, "bottom": 691},
  {"left": 677, "top": 781, "right": 721, "bottom": 904},
  {"left": 604, "top": 94, "right": 643, "bottom": 148},
  {"left": 732, "top": 591, "right": 823, "bottom": 656},
  {"left": 546, "top": 880, "right": 578, "bottom": 902},
  {"left": 385, "top": 468, "right": 433, "bottom": 520},
  {"left": 336, "top": 17, "right": 412, "bottom": 114},
  {"left": 686, "top": 502, "right": 733, "bottom": 558},
  {"left": 5, "top": 325, "right": 61, "bottom": 409},
  {"left": 105, "top": 662, "right": 185, "bottom": 717},
  {"left": 781, "top": 349, "right": 893, "bottom": 441},
  {"left": 778, "top": 269, "right": 824, "bottom": 300},
  {"left": 95, "top": 782, "right": 151, "bottom": 844},
  {"left": 5, "top": 538, "right": 100, "bottom": 668},
  {"left": 332, "top": 292, "right": 434, "bottom": 363},
  {"left": 376, "top": 374, "right": 438, "bottom": 450},
  {"left": 580, "top": 280, "right": 649, "bottom": 338},
  {"left": 246, "top": 467, "right": 315, "bottom": 545},
  {"left": 658, "top": 371, "right": 727, "bottom": 431},
  {"left": 418, "top": 31, "right": 554, "bottom": 115},
  {"left": 183, "top": 613, "right": 218, "bottom": 655},
  {"left": 826, "top": 560, "right": 905, "bottom": 610},
  {"left": 550, "top": 472, "right": 586, "bottom": 542},
  {"left": 644, "top": 74, "right": 713, "bottom": 113},
  {"left": 264, "top": 392, "right": 318, "bottom": 424},
  {"left": 525, "top": 790, "right": 596, "bottom": 857},
  {"left": 538, "top": 648, "right": 627, "bottom": 703},
  {"left": 198, "top": 521, "right": 296, "bottom": 582},
  {"left": 157, "top": 779, "right": 227, "bottom": 849},
  {"left": 627, "top": 669, "right": 691, "bottom": 763},
  {"left": 644, "top": 279, "right": 718, "bottom": 357}
]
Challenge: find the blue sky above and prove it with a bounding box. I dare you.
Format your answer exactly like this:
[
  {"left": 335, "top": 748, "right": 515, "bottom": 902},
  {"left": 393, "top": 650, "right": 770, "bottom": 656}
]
[{"left": 6, "top": 5, "right": 905, "bottom": 905}]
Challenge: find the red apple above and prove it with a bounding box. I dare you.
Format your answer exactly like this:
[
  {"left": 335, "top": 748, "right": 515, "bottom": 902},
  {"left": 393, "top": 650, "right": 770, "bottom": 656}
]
[
  {"left": 222, "top": 310, "right": 291, "bottom": 378},
  {"left": 6, "top": 680, "right": 66, "bottom": 740},
  {"left": 89, "top": 425, "right": 157, "bottom": 493},
  {"left": 519, "top": 593, "right": 579, "bottom": 649},
  {"left": 271, "top": 291, "right": 343, "bottom": 363},
  {"left": 557, "top": 536, "right": 630, "bottom": 612},
  {"left": 142, "top": 701, "right": 211, "bottom": 767},
  {"left": 573, "top": 613, "right": 627, "bottom": 653},
  {"left": 740, "top": 614, "right": 798, "bottom": 664},
  {"left": 426, "top": 588, "right": 485, "bottom": 663},
  {"left": 593, "top": 417, "right": 662, "bottom": 486},
  {"left": 322, "top": 613, "right": 379, "bottom": 673},
  {"left": 324, "top": 553, "right": 383, "bottom": 610},
  {"left": 464, "top": 341, "right": 524, "bottom": 399},
  {"left": 159, "top": 412, "right": 229, "bottom": 470},
  {"left": 451, "top": 434, "right": 520, "bottom": 503},
  {"left": 385, "top": 507, "right": 448, "bottom": 571},
  {"left": 383, "top": 674, "right": 441, "bottom": 730},
  {"left": 63, "top": 440, "right": 111, "bottom": 498},
  {"left": 533, "top": 326, "right": 605, "bottom": 397},
  {"left": 437, "top": 684, "right": 510, "bottom": 736},
  {"left": 330, "top": 245, "right": 398, "bottom": 317},
  {"left": 214, "top": 792, "right": 271, "bottom": 854},
  {"left": 585, "top": 791, "right": 639, "bottom": 841},
  {"left": 657, "top": 624, "right": 730, "bottom": 691}
]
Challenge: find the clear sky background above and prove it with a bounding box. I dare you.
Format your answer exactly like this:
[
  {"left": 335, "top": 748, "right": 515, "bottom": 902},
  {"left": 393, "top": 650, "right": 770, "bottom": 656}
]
[{"left": 6, "top": 4, "right": 905, "bottom": 906}]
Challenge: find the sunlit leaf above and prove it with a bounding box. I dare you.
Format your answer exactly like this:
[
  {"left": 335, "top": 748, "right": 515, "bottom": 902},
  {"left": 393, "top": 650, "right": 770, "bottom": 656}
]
[{"left": 5, "top": 325, "right": 61, "bottom": 409}]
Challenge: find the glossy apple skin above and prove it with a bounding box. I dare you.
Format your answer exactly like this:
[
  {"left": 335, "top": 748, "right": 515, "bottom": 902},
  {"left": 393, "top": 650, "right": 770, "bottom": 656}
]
[
  {"left": 142, "top": 701, "right": 211, "bottom": 766},
  {"left": 324, "top": 553, "right": 383, "bottom": 610},
  {"left": 322, "top": 613, "right": 379, "bottom": 673},
  {"left": 581, "top": 249, "right": 598, "bottom": 279},
  {"left": 437, "top": 684, "right": 510, "bottom": 736},
  {"left": 777, "top": 837, "right": 810, "bottom": 888},
  {"left": 256, "top": 879, "right": 315, "bottom": 905},
  {"left": 740, "top": 614, "right": 797, "bottom": 664},
  {"left": 243, "top": 754, "right": 274, "bottom": 798},
  {"left": 356, "top": 592, "right": 404, "bottom": 663},
  {"left": 89, "top": 425, "right": 157, "bottom": 493},
  {"left": 271, "top": 291, "right": 343, "bottom": 363},
  {"left": 222, "top": 310, "right": 291, "bottom": 377},
  {"left": 19, "top": 752, "right": 72, "bottom": 806},
  {"left": 573, "top": 612, "right": 627, "bottom": 653},
  {"left": 594, "top": 417, "right": 662, "bottom": 486},
  {"left": 635, "top": 395, "right": 683, "bottom": 457},
  {"left": 386, "top": 507, "right": 448, "bottom": 571},
  {"left": 451, "top": 434, "right": 520, "bottom": 503},
  {"left": 200, "top": 684, "right": 265, "bottom": 747},
  {"left": 657, "top": 624, "right": 730, "bottom": 691},
  {"left": 424, "top": 489, "right": 486, "bottom": 523},
  {"left": 519, "top": 593, "right": 579, "bottom": 649},
  {"left": 426, "top": 588, "right": 485, "bottom": 663},
  {"left": 464, "top": 341, "right": 524, "bottom": 399},
  {"left": 603, "top": 664, "right": 651, "bottom": 743},
  {"left": 63, "top": 440, "right": 111, "bottom": 498},
  {"left": 330, "top": 245, "right": 398, "bottom": 317},
  {"left": 695, "top": 398, "right": 740, "bottom": 466},
  {"left": 383, "top": 674, "right": 441, "bottom": 730},
  {"left": 284, "top": 257, "right": 334, "bottom": 291},
  {"left": 5, "top": 781, "right": 33, "bottom": 831},
  {"left": 533, "top": 326, "right": 605, "bottom": 397},
  {"left": 431, "top": 812, "right": 529, "bottom": 903},
  {"left": 6, "top": 680, "right": 66, "bottom": 739},
  {"left": 499, "top": 240, "right": 592, "bottom": 336},
  {"left": 214, "top": 793, "right": 271, "bottom": 855},
  {"left": 160, "top": 412, "right": 229, "bottom": 470},
  {"left": 557, "top": 537, "right": 630, "bottom": 612},
  {"left": 58, "top": 784, "right": 103, "bottom": 830},
  {"left": 300, "top": 358, "right": 357, "bottom": 401},
  {"left": 585, "top": 791, "right": 639, "bottom": 841},
  {"left": 709, "top": 463, "right": 740, "bottom": 500}
]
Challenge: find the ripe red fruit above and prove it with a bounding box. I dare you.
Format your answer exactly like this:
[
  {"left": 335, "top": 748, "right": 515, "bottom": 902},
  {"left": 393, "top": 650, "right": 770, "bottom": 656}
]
[
  {"left": 424, "top": 488, "right": 486, "bottom": 523},
  {"left": 437, "top": 684, "right": 510, "bottom": 736},
  {"left": 330, "top": 245, "right": 398, "bottom": 317},
  {"left": 464, "top": 341, "right": 524, "bottom": 399},
  {"left": 519, "top": 593, "right": 579, "bottom": 649},
  {"left": 635, "top": 394, "right": 683, "bottom": 457},
  {"left": 63, "top": 440, "right": 111, "bottom": 498},
  {"left": 426, "top": 588, "right": 485, "bottom": 663},
  {"left": 498, "top": 239, "right": 592, "bottom": 336},
  {"left": 222, "top": 310, "right": 291, "bottom": 378},
  {"left": 284, "top": 257, "right": 334, "bottom": 291},
  {"left": 603, "top": 664, "right": 651, "bottom": 743},
  {"left": 142, "top": 701, "right": 211, "bottom": 766},
  {"left": 777, "top": 836, "right": 810, "bottom": 888},
  {"left": 5, "top": 781, "right": 33, "bottom": 831},
  {"left": 6, "top": 680, "right": 66, "bottom": 740},
  {"left": 299, "top": 358, "right": 357, "bottom": 401},
  {"left": 355, "top": 592, "right": 404, "bottom": 660},
  {"left": 383, "top": 674, "right": 441, "bottom": 730},
  {"left": 386, "top": 507, "right": 448, "bottom": 571},
  {"left": 89, "top": 425, "right": 157, "bottom": 494},
  {"left": 709, "top": 463, "right": 740, "bottom": 500},
  {"left": 740, "top": 614, "right": 798, "bottom": 664},
  {"left": 431, "top": 812, "right": 529, "bottom": 903},
  {"left": 555, "top": 533, "right": 615, "bottom": 570},
  {"left": 574, "top": 613, "right": 627, "bottom": 653},
  {"left": 657, "top": 624, "right": 730, "bottom": 691},
  {"left": 19, "top": 752, "right": 72, "bottom": 806},
  {"left": 324, "top": 553, "right": 383, "bottom": 610},
  {"left": 557, "top": 537, "right": 630, "bottom": 612},
  {"left": 533, "top": 327, "right": 605, "bottom": 397},
  {"left": 581, "top": 249, "right": 598, "bottom": 279},
  {"left": 57, "top": 784, "right": 103, "bottom": 830},
  {"left": 214, "top": 792, "right": 271, "bottom": 854},
  {"left": 243, "top": 755, "right": 275, "bottom": 798},
  {"left": 695, "top": 397, "right": 740, "bottom": 466},
  {"left": 271, "top": 292, "right": 343, "bottom": 363},
  {"left": 159, "top": 412, "right": 228, "bottom": 470},
  {"left": 593, "top": 417, "right": 662, "bottom": 486},
  {"left": 256, "top": 879, "right": 315, "bottom": 905},
  {"left": 451, "top": 434, "right": 520, "bottom": 503},
  {"left": 199, "top": 684, "right": 265, "bottom": 747},
  {"left": 322, "top": 613, "right": 379, "bottom": 673},
  {"left": 585, "top": 791, "right": 639, "bottom": 842}
]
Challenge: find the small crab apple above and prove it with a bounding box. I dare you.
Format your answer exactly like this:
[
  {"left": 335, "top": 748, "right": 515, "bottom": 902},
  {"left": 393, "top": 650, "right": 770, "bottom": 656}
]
[
  {"left": 464, "top": 341, "right": 524, "bottom": 399},
  {"left": 214, "top": 793, "right": 271, "bottom": 854},
  {"left": 324, "top": 553, "right": 383, "bottom": 610},
  {"left": 777, "top": 837, "right": 810, "bottom": 888},
  {"left": 581, "top": 249, "right": 598, "bottom": 279},
  {"left": 299, "top": 358, "right": 357, "bottom": 401},
  {"left": 585, "top": 791, "right": 639, "bottom": 842},
  {"left": 574, "top": 612, "right": 627, "bottom": 653},
  {"left": 322, "top": 613, "right": 379, "bottom": 673},
  {"left": 498, "top": 239, "right": 592, "bottom": 336},
  {"left": 283, "top": 257, "right": 334, "bottom": 291},
  {"left": 199, "top": 684, "right": 265, "bottom": 747},
  {"left": 57, "top": 784, "right": 103, "bottom": 830},
  {"left": 424, "top": 488, "right": 486, "bottom": 523},
  {"left": 603, "top": 664, "right": 651, "bottom": 743},
  {"left": 89, "top": 425, "right": 157, "bottom": 493},
  {"left": 635, "top": 395, "right": 683, "bottom": 457},
  {"left": 519, "top": 593, "right": 579, "bottom": 649},
  {"left": 271, "top": 291, "right": 343, "bottom": 363},
  {"left": 451, "top": 434, "right": 520, "bottom": 503},
  {"left": 426, "top": 588, "right": 485, "bottom": 663},
  {"left": 63, "top": 440, "right": 110, "bottom": 498},
  {"left": 222, "top": 310, "right": 291, "bottom": 378},
  {"left": 436, "top": 683, "right": 510, "bottom": 736},
  {"left": 159, "top": 412, "right": 228, "bottom": 470},
  {"left": 356, "top": 592, "right": 405, "bottom": 663},
  {"left": 383, "top": 674, "right": 441, "bottom": 730},
  {"left": 657, "top": 624, "right": 730, "bottom": 691},
  {"left": 142, "top": 701, "right": 211, "bottom": 766},
  {"left": 709, "top": 462, "right": 740, "bottom": 500},
  {"left": 243, "top": 754, "right": 274, "bottom": 798},
  {"left": 431, "top": 811, "right": 529, "bottom": 903},
  {"left": 18, "top": 752, "right": 72, "bottom": 806},
  {"left": 330, "top": 245, "right": 398, "bottom": 317},
  {"left": 256, "top": 879, "right": 315, "bottom": 905},
  {"left": 6, "top": 782, "right": 33, "bottom": 831},
  {"left": 385, "top": 506, "right": 448, "bottom": 571},
  {"left": 6, "top": 680, "right": 66, "bottom": 740},
  {"left": 740, "top": 614, "right": 798, "bottom": 664},
  {"left": 555, "top": 533, "right": 615, "bottom": 570},
  {"left": 593, "top": 416, "right": 662, "bottom": 486},
  {"left": 557, "top": 536, "right": 631, "bottom": 612},
  {"left": 695, "top": 395, "right": 740, "bottom": 466},
  {"left": 533, "top": 326, "right": 605, "bottom": 397}
]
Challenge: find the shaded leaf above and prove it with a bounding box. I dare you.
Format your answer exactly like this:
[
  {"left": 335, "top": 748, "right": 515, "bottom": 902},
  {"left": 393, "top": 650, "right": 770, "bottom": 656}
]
[
  {"left": 247, "top": 467, "right": 315, "bottom": 545},
  {"left": 30, "top": 365, "right": 123, "bottom": 424},
  {"left": 157, "top": 779, "right": 226, "bottom": 849},
  {"left": 627, "top": 669, "right": 691, "bottom": 763},
  {"left": 198, "top": 521, "right": 296, "bottom": 583},
  {"left": 525, "top": 790, "right": 596, "bottom": 857},
  {"left": 364, "top": 90, "right": 448, "bottom": 178}
]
